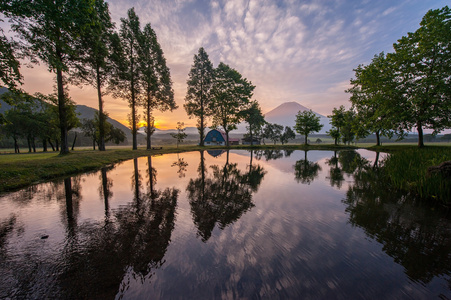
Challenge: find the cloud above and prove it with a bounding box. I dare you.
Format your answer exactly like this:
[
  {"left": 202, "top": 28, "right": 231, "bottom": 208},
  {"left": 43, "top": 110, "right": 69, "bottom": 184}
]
[{"left": 2, "top": 0, "right": 446, "bottom": 128}]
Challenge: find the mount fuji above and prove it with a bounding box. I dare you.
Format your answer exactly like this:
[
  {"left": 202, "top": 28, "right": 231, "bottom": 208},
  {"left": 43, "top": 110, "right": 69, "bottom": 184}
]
[{"left": 264, "top": 102, "right": 331, "bottom": 134}]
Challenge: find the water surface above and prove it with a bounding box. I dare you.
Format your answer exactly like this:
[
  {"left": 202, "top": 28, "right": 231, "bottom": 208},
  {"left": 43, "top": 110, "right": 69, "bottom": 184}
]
[{"left": 0, "top": 150, "right": 449, "bottom": 299}]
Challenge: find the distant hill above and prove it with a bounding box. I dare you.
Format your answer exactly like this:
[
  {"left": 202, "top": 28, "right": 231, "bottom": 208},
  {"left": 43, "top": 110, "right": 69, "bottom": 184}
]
[
  {"left": 264, "top": 101, "right": 331, "bottom": 134},
  {"left": 75, "top": 105, "right": 131, "bottom": 136},
  {"left": 0, "top": 91, "right": 134, "bottom": 140}
]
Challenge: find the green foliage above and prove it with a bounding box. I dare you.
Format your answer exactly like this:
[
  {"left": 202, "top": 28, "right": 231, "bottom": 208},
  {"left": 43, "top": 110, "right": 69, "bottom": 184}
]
[
  {"left": 294, "top": 110, "right": 323, "bottom": 145},
  {"left": 347, "top": 52, "right": 398, "bottom": 146},
  {"left": 263, "top": 123, "right": 283, "bottom": 145},
  {"left": 341, "top": 110, "right": 356, "bottom": 145},
  {"left": 327, "top": 128, "right": 340, "bottom": 145},
  {"left": 280, "top": 126, "right": 296, "bottom": 145},
  {"left": 184, "top": 47, "right": 215, "bottom": 146},
  {"left": 0, "top": 23, "right": 22, "bottom": 90},
  {"left": 209, "top": 62, "right": 255, "bottom": 144},
  {"left": 239, "top": 100, "right": 266, "bottom": 146}
]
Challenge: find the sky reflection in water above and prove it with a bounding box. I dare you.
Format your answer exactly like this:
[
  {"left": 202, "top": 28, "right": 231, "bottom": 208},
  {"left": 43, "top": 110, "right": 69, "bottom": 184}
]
[{"left": 0, "top": 150, "right": 449, "bottom": 299}]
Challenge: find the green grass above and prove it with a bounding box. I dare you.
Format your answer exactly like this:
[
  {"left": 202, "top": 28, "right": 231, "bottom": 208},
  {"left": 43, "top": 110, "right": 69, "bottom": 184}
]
[{"left": 381, "top": 146, "right": 451, "bottom": 205}]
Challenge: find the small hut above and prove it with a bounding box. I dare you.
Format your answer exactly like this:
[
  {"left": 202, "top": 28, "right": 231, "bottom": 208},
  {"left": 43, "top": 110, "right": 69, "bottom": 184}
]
[{"left": 204, "top": 129, "right": 239, "bottom": 146}]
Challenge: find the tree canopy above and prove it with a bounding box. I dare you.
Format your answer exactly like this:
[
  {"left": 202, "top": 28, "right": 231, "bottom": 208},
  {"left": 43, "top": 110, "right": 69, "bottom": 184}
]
[
  {"left": 184, "top": 47, "right": 214, "bottom": 146},
  {"left": 294, "top": 110, "right": 323, "bottom": 145},
  {"left": 209, "top": 62, "right": 255, "bottom": 145}
]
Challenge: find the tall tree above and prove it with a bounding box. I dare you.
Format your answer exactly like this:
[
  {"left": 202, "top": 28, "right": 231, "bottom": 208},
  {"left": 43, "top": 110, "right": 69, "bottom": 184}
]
[
  {"left": 71, "top": 0, "right": 114, "bottom": 151},
  {"left": 239, "top": 100, "right": 265, "bottom": 146},
  {"left": 347, "top": 53, "right": 398, "bottom": 146},
  {"left": 294, "top": 110, "right": 323, "bottom": 145},
  {"left": 7, "top": 0, "right": 95, "bottom": 154},
  {"left": 184, "top": 47, "right": 215, "bottom": 146},
  {"left": 209, "top": 62, "right": 255, "bottom": 145},
  {"left": 327, "top": 105, "right": 346, "bottom": 145},
  {"left": 139, "top": 23, "right": 176, "bottom": 150},
  {"left": 110, "top": 8, "right": 142, "bottom": 150},
  {"left": 390, "top": 6, "right": 451, "bottom": 147}
]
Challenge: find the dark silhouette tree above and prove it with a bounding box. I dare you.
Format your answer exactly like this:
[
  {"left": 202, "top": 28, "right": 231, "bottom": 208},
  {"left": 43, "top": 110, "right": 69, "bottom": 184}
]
[
  {"left": 184, "top": 47, "right": 214, "bottom": 146},
  {"left": 209, "top": 62, "right": 255, "bottom": 145},
  {"left": 6, "top": 0, "right": 96, "bottom": 154},
  {"left": 139, "top": 23, "right": 176, "bottom": 150},
  {"left": 110, "top": 8, "right": 142, "bottom": 150},
  {"left": 71, "top": 0, "right": 114, "bottom": 151}
]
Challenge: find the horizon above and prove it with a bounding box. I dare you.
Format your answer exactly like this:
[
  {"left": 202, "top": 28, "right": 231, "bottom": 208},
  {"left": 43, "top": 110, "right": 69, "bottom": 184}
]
[{"left": 1, "top": 0, "right": 448, "bottom": 130}]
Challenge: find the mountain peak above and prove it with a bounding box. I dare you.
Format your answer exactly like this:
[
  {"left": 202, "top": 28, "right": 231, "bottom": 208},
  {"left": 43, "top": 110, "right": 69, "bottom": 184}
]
[
  {"left": 266, "top": 102, "right": 324, "bottom": 118},
  {"left": 263, "top": 101, "right": 330, "bottom": 133}
]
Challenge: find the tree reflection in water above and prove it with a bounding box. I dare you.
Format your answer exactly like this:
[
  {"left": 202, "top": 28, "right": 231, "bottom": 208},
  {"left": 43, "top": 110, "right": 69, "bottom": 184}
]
[
  {"left": 187, "top": 150, "right": 267, "bottom": 242},
  {"left": 326, "top": 151, "right": 345, "bottom": 188},
  {"left": 52, "top": 157, "right": 179, "bottom": 299},
  {"left": 293, "top": 150, "right": 322, "bottom": 184},
  {"left": 171, "top": 154, "right": 189, "bottom": 178},
  {"left": 343, "top": 152, "right": 451, "bottom": 289}
]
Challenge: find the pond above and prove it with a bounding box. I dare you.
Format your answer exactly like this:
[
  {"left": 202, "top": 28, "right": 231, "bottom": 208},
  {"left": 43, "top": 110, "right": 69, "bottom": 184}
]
[{"left": 0, "top": 150, "right": 449, "bottom": 299}]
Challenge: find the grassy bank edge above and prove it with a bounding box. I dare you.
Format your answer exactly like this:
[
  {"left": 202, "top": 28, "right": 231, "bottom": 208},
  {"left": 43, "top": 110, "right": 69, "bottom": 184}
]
[{"left": 0, "top": 144, "right": 449, "bottom": 194}]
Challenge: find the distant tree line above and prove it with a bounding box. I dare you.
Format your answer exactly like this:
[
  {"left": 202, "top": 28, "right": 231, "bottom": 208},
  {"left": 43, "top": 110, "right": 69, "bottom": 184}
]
[
  {"left": 334, "top": 6, "right": 451, "bottom": 147},
  {"left": 0, "top": 1, "right": 175, "bottom": 153}
]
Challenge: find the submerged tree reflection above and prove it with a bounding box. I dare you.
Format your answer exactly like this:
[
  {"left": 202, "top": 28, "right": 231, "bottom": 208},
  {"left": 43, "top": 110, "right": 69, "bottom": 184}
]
[
  {"left": 52, "top": 157, "right": 179, "bottom": 299},
  {"left": 188, "top": 150, "right": 266, "bottom": 242},
  {"left": 326, "top": 151, "right": 345, "bottom": 188},
  {"left": 344, "top": 158, "right": 451, "bottom": 287},
  {"left": 294, "top": 151, "right": 321, "bottom": 184}
]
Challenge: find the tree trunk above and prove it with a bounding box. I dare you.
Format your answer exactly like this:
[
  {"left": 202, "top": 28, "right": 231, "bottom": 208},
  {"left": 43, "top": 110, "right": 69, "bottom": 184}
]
[
  {"left": 199, "top": 100, "right": 205, "bottom": 146},
  {"left": 225, "top": 129, "right": 229, "bottom": 146},
  {"left": 96, "top": 67, "right": 106, "bottom": 151},
  {"left": 56, "top": 65, "right": 69, "bottom": 154},
  {"left": 14, "top": 136, "right": 19, "bottom": 153},
  {"left": 92, "top": 138, "right": 96, "bottom": 150},
  {"left": 32, "top": 137, "right": 36, "bottom": 152},
  {"left": 250, "top": 128, "right": 254, "bottom": 147},
  {"left": 304, "top": 134, "right": 308, "bottom": 145},
  {"left": 146, "top": 100, "right": 151, "bottom": 150},
  {"left": 417, "top": 122, "right": 424, "bottom": 147},
  {"left": 48, "top": 139, "right": 55, "bottom": 151},
  {"left": 43, "top": 139, "right": 47, "bottom": 152},
  {"left": 27, "top": 136, "right": 32, "bottom": 153},
  {"left": 375, "top": 130, "right": 380, "bottom": 146},
  {"left": 131, "top": 50, "right": 137, "bottom": 150},
  {"left": 71, "top": 132, "right": 77, "bottom": 150}
]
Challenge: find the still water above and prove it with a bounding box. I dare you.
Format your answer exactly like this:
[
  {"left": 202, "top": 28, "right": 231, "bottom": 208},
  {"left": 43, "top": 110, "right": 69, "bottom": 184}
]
[{"left": 0, "top": 150, "right": 449, "bottom": 299}]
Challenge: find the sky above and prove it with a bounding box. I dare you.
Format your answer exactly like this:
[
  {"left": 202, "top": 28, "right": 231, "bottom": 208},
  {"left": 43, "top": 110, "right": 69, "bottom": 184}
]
[{"left": 2, "top": 0, "right": 449, "bottom": 129}]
